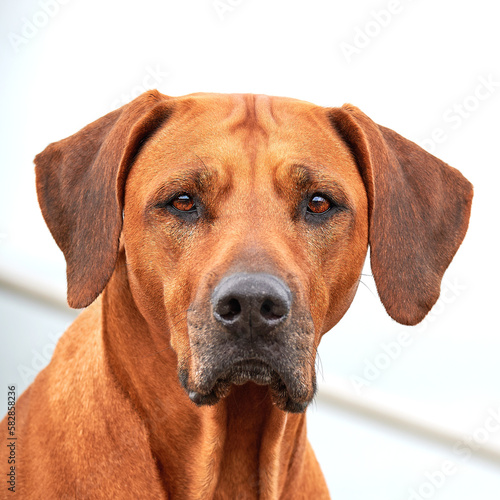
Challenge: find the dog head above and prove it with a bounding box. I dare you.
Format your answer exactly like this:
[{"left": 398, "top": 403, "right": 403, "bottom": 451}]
[{"left": 35, "top": 91, "right": 473, "bottom": 412}]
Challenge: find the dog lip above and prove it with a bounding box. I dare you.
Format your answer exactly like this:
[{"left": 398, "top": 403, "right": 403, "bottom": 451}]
[
  {"left": 216, "top": 359, "right": 314, "bottom": 413},
  {"left": 216, "top": 359, "right": 276, "bottom": 386},
  {"left": 189, "top": 356, "right": 315, "bottom": 412},
  {"left": 205, "top": 358, "right": 306, "bottom": 399}
]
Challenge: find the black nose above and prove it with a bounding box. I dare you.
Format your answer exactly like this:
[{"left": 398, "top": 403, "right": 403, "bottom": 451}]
[{"left": 212, "top": 273, "right": 292, "bottom": 338}]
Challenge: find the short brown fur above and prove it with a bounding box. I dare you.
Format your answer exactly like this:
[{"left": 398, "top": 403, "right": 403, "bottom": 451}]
[{"left": 1, "top": 91, "right": 472, "bottom": 499}]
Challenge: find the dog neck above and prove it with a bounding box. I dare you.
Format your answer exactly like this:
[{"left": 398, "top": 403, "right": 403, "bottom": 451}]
[{"left": 100, "top": 256, "right": 312, "bottom": 498}]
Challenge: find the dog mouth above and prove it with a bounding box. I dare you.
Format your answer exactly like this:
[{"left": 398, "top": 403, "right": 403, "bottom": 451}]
[
  {"left": 184, "top": 359, "right": 313, "bottom": 413},
  {"left": 218, "top": 359, "right": 276, "bottom": 386}
]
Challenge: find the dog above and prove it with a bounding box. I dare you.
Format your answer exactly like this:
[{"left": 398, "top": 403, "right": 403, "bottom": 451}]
[{"left": 1, "top": 91, "right": 472, "bottom": 499}]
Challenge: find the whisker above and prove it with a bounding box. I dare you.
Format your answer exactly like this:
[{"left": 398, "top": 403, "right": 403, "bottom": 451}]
[
  {"left": 315, "top": 351, "right": 324, "bottom": 383},
  {"left": 358, "top": 278, "right": 376, "bottom": 297}
]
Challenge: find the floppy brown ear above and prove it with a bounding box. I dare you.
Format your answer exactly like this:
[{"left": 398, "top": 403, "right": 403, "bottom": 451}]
[
  {"left": 329, "top": 104, "right": 473, "bottom": 325},
  {"left": 35, "top": 90, "right": 172, "bottom": 309}
]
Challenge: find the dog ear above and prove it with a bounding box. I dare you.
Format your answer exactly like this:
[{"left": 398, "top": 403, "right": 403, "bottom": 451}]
[
  {"left": 329, "top": 104, "right": 473, "bottom": 325},
  {"left": 35, "top": 90, "right": 172, "bottom": 309}
]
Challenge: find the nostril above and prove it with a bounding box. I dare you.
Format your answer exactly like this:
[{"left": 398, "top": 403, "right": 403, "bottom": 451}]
[
  {"left": 260, "top": 299, "right": 272, "bottom": 317},
  {"left": 260, "top": 298, "right": 285, "bottom": 321},
  {"left": 219, "top": 298, "right": 241, "bottom": 322}
]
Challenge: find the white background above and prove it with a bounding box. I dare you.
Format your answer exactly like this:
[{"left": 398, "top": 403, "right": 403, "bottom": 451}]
[{"left": 1, "top": 1, "right": 499, "bottom": 498}]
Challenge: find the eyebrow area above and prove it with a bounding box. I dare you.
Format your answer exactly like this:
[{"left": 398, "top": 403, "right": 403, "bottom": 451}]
[
  {"left": 281, "top": 163, "right": 351, "bottom": 207},
  {"left": 148, "top": 161, "right": 221, "bottom": 208}
]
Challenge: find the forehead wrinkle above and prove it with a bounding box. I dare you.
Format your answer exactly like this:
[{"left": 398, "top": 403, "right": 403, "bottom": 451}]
[
  {"left": 224, "top": 95, "right": 273, "bottom": 193},
  {"left": 190, "top": 95, "right": 279, "bottom": 191},
  {"left": 223, "top": 95, "right": 271, "bottom": 141}
]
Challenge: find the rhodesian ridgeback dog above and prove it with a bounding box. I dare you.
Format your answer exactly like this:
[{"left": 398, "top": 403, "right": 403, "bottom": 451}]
[{"left": 2, "top": 91, "right": 472, "bottom": 499}]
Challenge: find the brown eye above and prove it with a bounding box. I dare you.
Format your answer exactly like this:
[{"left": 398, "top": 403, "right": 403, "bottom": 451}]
[
  {"left": 307, "top": 193, "right": 331, "bottom": 214},
  {"left": 171, "top": 193, "right": 196, "bottom": 212}
]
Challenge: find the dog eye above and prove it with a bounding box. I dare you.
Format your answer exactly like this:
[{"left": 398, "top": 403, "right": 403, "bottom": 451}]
[
  {"left": 170, "top": 193, "right": 196, "bottom": 212},
  {"left": 306, "top": 193, "right": 332, "bottom": 214}
]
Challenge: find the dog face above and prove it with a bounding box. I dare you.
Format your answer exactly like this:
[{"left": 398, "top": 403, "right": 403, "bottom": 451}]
[
  {"left": 35, "top": 91, "right": 472, "bottom": 413},
  {"left": 122, "top": 94, "right": 368, "bottom": 411}
]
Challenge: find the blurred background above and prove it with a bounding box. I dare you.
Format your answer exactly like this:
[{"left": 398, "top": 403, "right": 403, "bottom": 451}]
[{"left": 1, "top": 0, "right": 499, "bottom": 498}]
